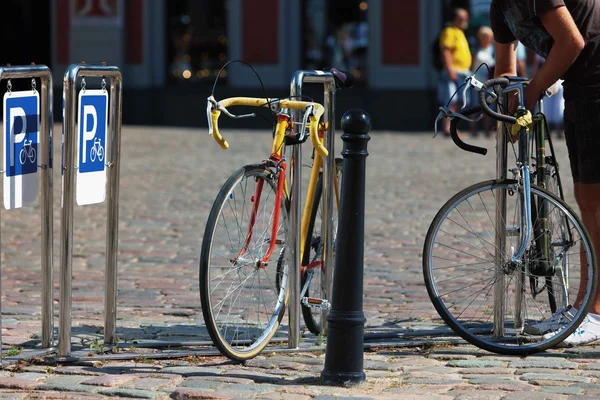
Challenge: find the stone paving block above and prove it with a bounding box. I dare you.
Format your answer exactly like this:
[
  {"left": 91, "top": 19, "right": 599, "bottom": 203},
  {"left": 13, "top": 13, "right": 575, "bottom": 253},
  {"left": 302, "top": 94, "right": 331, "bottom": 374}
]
[
  {"left": 450, "top": 390, "right": 507, "bottom": 400},
  {"left": 35, "top": 383, "right": 100, "bottom": 394},
  {"left": 126, "top": 377, "right": 177, "bottom": 391},
  {"left": 514, "top": 368, "right": 580, "bottom": 376},
  {"left": 9, "top": 373, "right": 47, "bottom": 382},
  {"left": 475, "top": 381, "right": 537, "bottom": 391},
  {"left": 220, "top": 369, "right": 283, "bottom": 384},
  {"left": 0, "top": 392, "right": 26, "bottom": 400},
  {"left": 500, "top": 392, "right": 566, "bottom": 400},
  {"left": 404, "top": 378, "right": 464, "bottom": 385},
  {"left": 509, "top": 360, "right": 579, "bottom": 369},
  {"left": 465, "top": 376, "right": 518, "bottom": 385},
  {"left": 178, "top": 379, "right": 225, "bottom": 391},
  {"left": 26, "top": 391, "right": 107, "bottom": 400},
  {"left": 51, "top": 366, "right": 106, "bottom": 376},
  {"left": 98, "top": 388, "right": 168, "bottom": 399},
  {"left": 159, "top": 366, "right": 223, "bottom": 377},
  {"left": 253, "top": 393, "right": 312, "bottom": 400},
  {"left": 81, "top": 374, "right": 138, "bottom": 387},
  {"left": 520, "top": 373, "right": 592, "bottom": 385},
  {"left": 37, "top": 375, "right": 90, "bottom": 387},
  {"left": 312, "top": 397, "right": 376, "bottom": 400},
  {"left": 540, "top": 386, "right": 585, "bottom": 395},
  {"left": 582, "top": 362, "right": 600, "bottom": 370},
  {"left": 0, "top": 378, "right": 38, "bottom": 390},
  {"left": 196, "top": 376, "right": 254, "bottom": 385},
  {"left": 381, "top": 389, "right": 454, "bottom": 400},
  {"left": 170, "top": 388, "right": 232, "bottom": 400},
  {"left": 446, "top": 360, "right": 508, "bottom": 368}
]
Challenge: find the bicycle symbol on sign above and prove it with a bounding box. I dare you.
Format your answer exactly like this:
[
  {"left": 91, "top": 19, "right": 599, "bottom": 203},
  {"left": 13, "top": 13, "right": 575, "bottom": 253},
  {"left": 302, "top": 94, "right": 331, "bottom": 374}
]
[
  {"left": 19, "top": 139, "right": 37, "bottom": 165},
  {"left": 89, "top": 137, "right": 104, "bottom": 163}
]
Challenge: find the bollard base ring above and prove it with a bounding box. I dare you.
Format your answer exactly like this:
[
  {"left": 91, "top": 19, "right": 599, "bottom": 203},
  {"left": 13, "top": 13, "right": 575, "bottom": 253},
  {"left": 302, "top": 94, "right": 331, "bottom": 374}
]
[{"left": 321, "top": 370, "right": 366, "bottom": 386}]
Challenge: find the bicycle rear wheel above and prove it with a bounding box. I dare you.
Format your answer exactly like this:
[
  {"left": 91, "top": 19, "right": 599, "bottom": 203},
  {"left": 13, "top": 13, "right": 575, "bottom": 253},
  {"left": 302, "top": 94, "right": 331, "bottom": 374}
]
[
  {"left": 200, "top": 164, "right": 289, "bottom": 361},
  {"left": 423, "top": 179, "right": 596, "bottom": 355},
  {"left": 301, "top": 158, "right": 342, "bottom": 334}
]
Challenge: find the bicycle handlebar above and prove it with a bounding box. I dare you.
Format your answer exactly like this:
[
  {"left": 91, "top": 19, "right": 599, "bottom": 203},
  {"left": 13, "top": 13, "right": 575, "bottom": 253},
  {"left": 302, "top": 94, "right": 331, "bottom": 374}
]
[
  {"left": 478, "top": 77, "right": 518, "bottom": 124},
  {"left": 449, "top": 105, "right": 488, "bottom": 156},
  {"left": 208, "top": 97, "right": 328, "bottom": 157}
]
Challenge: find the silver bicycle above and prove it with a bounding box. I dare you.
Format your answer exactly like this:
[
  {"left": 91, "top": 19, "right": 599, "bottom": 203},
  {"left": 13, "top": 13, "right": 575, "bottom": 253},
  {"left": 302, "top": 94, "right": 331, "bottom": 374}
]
[{"left": 425, "top": 76, "right": 596, "bottom": 355}]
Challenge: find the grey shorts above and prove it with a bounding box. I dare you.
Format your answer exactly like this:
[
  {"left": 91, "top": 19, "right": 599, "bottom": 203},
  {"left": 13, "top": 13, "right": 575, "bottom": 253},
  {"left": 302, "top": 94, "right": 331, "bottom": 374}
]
[{"left": 564, "top": 96, "right": 600, "bottom": 184}]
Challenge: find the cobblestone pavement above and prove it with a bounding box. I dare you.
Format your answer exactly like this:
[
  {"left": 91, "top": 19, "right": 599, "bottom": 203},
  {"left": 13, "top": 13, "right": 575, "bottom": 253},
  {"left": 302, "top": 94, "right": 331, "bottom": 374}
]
[{"left": 1, "top": 126, "right": 598, "bottom": 399}]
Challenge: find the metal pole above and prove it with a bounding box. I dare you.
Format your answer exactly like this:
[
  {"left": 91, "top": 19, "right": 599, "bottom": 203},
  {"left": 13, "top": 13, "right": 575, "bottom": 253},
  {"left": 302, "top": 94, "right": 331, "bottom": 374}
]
[
  {"left": 321, "top": 81, "right": 336, "bottom": 336},
  {"left": 0, "top": 65, "right": 54, "bottom": 349},
  {"left": 104, "top": 70, "right": 123, "bottom": 347},
  {"left": 59, "top": 64, "right": 122, "bottom": 357},
  {"left": 289, "top": 72, "right": 304, "bottom": 349},
  {"left": 494, "top": 91, "right": 508, "bottom": 337},
  {"left": 321, "top": 109, "right": 370, "bottom": 386},
  {"left": 40, "top": 70, "right": 54, "bottom": 349}
]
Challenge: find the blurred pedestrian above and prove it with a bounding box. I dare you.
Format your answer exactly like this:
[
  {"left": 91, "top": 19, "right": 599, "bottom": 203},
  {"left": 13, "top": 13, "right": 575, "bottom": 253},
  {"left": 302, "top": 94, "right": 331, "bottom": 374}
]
[{"left": 437, "top": 8, "right": 472, "bottom": 136}]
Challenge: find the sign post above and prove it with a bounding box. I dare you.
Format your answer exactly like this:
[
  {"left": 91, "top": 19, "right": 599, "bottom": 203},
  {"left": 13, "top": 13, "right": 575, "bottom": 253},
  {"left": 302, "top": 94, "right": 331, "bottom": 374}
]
[
  {"left": 59, "top": 63, "right": 122, "bottom": 358},
  {"left": 0, "top": 64, "right": 54, "bottom": 353}
]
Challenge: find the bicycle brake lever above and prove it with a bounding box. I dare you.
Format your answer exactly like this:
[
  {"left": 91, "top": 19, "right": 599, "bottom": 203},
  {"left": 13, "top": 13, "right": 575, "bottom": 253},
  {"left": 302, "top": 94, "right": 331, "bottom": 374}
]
[
  {"left": 298, "top": 104, "right": 314, "bottom": 141},
  {"left": 207, "top": 96, "right": 216, "bottom": 136},
  {"left": 461, "top": 78, "right": 471, "bottom": 110},
  {"left": 433, "top": 110, "right": 445, "bottom": 138}
]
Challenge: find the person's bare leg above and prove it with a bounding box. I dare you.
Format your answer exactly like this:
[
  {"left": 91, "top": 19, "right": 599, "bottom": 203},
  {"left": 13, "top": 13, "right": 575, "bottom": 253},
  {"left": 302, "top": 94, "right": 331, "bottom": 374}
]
[{"left": 574, "top": 182, "right": 600, "bottom": 314}]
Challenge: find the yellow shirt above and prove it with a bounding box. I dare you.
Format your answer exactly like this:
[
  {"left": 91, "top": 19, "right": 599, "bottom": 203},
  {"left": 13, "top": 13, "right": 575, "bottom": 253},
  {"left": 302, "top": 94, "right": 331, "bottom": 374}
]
[{"left": 439, "top": 26, "right": 472, "bottom": 73}]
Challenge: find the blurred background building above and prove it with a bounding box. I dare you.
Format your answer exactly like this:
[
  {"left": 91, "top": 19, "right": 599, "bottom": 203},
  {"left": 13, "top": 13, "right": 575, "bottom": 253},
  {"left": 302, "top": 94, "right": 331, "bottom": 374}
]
[{"left": 0, "top": 0, "right": 492, "bottom": 130}]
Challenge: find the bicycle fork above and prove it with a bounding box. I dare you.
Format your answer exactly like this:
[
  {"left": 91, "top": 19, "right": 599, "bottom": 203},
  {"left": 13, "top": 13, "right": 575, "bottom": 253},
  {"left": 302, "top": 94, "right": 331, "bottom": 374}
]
[{"left": 234, "top": 160, "right": 287, "bottom": 268}]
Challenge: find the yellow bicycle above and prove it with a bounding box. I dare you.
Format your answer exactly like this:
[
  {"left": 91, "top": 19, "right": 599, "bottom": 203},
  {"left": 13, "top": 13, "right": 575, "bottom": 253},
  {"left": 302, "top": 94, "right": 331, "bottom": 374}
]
[{"left": 200, "top": 69, "right": 351, "bottom": 361}]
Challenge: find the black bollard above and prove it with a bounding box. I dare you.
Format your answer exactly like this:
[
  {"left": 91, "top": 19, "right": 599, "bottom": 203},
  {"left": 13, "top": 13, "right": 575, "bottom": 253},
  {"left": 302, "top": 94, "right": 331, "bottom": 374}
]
[{"left": 321, "top": 109, "right": 371, "bottom": 386}]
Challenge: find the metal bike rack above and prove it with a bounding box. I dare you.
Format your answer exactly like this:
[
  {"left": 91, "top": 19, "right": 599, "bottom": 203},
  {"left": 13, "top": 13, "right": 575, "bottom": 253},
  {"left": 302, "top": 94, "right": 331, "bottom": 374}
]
[
  {"left": 0, "top": 65, "right": 54, "bottom": 352},
  {"left": 289, "top": 71, "right": 337, "bottom": 347},
  {"left": 59, "top": 63, "right": 122, "bottom": 357},
  {"left": 494, "top": 92, "right": 509, "bottom": 336}
]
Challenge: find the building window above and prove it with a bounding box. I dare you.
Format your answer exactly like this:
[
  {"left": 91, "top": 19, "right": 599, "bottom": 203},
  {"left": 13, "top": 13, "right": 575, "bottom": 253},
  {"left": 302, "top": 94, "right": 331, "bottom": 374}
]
[
  {"left": 302, "top": 0, "right": 368, "bottom": 84},
  {"left": 166, "top": 0, "right": 228, "bottom": 84}
]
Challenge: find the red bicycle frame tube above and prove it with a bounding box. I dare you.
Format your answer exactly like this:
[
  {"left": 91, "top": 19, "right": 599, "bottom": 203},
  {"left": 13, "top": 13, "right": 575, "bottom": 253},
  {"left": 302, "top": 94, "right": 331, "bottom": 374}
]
[{"left": 234, "top": 114, "right": 290, "bottom": 266}]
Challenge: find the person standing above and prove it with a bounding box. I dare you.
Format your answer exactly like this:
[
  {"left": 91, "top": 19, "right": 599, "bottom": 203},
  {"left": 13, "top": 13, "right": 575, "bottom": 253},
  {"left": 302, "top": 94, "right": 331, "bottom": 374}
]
[
  {"left": 438, "top": 7, "right": 472, "bottom": 136},
  {"left": 491, "top": 0, "right": 600, "bottom": 346}
]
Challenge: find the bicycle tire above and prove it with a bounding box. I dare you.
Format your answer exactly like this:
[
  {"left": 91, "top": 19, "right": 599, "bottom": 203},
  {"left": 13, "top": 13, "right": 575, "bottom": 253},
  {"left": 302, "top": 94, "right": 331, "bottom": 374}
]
[
  {"left": 200, "top": 164, "right": 289, "bottom": 361},
  {"left": 301, "top": 158, "right": 343, "bottom": 335},
  {"left": 423, "top": 179, "right": 596, "bottom": 355},
  {"left": 543, "top": 163, "right": 571, "bottom": 313}
]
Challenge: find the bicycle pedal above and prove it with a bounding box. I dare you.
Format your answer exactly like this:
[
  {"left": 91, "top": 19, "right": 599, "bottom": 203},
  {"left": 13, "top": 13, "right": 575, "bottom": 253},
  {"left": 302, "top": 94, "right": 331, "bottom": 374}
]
[{"left": 302, "top": 297, "right": 331, "bottom": 310}]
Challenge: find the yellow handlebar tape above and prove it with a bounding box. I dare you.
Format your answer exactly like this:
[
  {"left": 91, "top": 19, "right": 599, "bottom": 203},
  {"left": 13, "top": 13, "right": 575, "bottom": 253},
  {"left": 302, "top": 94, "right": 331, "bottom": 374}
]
[
  {"left": 510, "top": 110, "right": 533, "bottom": 137},
  {"left": 210, "top": 110, "right": 229, "bottom": 149},
  {"left": 210, "top": 97, "right": 326, "bottom": 154}
]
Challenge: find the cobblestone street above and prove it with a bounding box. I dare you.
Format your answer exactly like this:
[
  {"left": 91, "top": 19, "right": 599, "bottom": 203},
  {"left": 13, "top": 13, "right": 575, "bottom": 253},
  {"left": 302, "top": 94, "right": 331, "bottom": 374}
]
[{"left": 0, "top": 125, "right": 595, "bottom": 399}]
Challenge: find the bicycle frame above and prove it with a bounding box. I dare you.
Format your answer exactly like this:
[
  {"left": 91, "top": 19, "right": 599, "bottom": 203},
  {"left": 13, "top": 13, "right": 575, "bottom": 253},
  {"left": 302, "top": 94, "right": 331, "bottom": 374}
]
[{"left": 234, "top": 118, "right": 340, "bottom": 275}]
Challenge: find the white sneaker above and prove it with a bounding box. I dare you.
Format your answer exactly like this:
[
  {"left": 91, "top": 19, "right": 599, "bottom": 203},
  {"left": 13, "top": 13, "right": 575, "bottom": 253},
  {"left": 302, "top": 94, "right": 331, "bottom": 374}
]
[
  {"left": 543, "top": 313, "right": 600, "bottom": 347},
  {"left": 524, "top": 306, "right": 577, "bottom": 335}
]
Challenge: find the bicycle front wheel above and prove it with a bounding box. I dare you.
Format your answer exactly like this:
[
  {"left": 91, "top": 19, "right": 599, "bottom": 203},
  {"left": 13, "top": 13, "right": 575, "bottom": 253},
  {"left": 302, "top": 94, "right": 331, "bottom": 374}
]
[
  {"left": 200, "top": 164, "right": 289, "bottom": 361},
  {"left": 423, "top": 179, "right": 596, "bottom": 355}
]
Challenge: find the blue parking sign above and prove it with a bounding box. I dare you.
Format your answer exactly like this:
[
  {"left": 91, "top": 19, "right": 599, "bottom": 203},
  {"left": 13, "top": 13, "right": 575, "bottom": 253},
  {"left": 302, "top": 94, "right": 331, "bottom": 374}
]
[
  {"left": 76, "top": 89, "right": 108, "bottom": 206},
  {"left": 4, "top": 92, "right": 39, "bottom": 177},
  {"left": 79, "top": 91, "right": 107, "bottom": 173}
]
